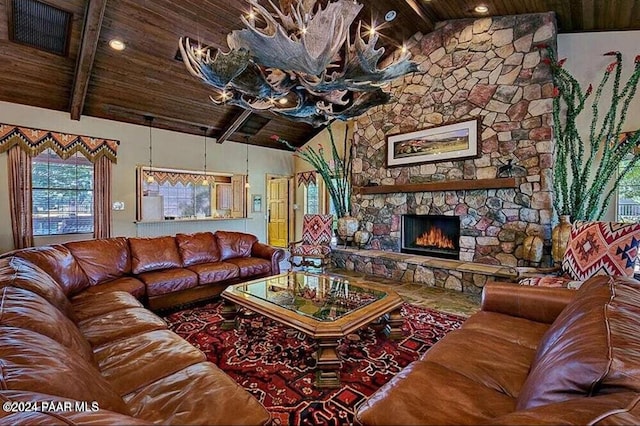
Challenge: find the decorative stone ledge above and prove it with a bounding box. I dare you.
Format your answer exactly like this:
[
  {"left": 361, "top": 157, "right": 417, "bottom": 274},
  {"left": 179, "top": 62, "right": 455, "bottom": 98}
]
[{"left": 332, "top": 248, "right": 518, "bottom": 295}]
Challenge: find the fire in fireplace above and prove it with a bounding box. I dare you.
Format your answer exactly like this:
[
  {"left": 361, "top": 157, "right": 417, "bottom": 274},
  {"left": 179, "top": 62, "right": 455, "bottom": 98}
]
[{"left": 401, "top": 214, "right": 460, "bottom": 259}]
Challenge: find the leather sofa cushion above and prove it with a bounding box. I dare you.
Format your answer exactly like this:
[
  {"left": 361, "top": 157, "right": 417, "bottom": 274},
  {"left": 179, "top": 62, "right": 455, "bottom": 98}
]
[
  {"left": 0, "top": 327, "right": 130, "bottom": 415},
  {"left": 0, "top": 287, "right": 94, "bottom": 365},
  {"left": 421, "top": 329, "right": 536, "bottom": 398},
  {"left": 0, "top": 390, "right": 151, "bottom": 425},
  {"left": 93, "top": 329, "right": 206, "bottom": 396},
  {"left": 462, "top": 311, "right": 550, "bottom": 351},
  {"left": 129, "top": 237, "right": 182, "bottom": 274},
  {"left": 176, "top": 232, "right": 220, "bottom": 266},
  {"left": 356, "top": 359, "right": 516, "bottom": 425},
  {"left": 0, "top": 257, "right": 76, "bottom": 320},
  {"left": 124, "top": 362, "right": 271, "bottom": 425},
  {"left": 78, "top": 308, "right": 167, "bottom": 348},
  {"left": 187, "top": 262, "right": 240, "bottom": 285},
  {"left": 215, "top": 231, "right": 257, "bottom": 261},
  {"left": 72, "top": 291, "right": 143, "bottom": 322},
  {"left": 517, "top": 276, "right": 640, "bottom": 410},
  {"left": 80, "top": 276, "right": 146, "bottom": 300},
  {"left": 225, "top": 257, "right": 271, "bottom": 278},
  {"left": 138, "top": 269, "right": 198, "bottom": 297},
  {"left": 66, "top": 237, "right": 131, "bottom": 286},
  {"left": 13, "top": 245, "right": 89, "bottom": 296}
]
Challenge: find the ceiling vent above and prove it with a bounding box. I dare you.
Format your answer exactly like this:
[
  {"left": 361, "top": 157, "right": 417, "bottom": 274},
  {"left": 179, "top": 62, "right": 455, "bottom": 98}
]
[{"left": 9, "top": 0, "right": 72, "bottom": 56}]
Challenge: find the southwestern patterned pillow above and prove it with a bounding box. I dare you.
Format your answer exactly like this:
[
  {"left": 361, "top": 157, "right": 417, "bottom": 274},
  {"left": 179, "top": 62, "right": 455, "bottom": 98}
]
[{"left": 561, "top": 221, "right": 640, "bottom": 281}]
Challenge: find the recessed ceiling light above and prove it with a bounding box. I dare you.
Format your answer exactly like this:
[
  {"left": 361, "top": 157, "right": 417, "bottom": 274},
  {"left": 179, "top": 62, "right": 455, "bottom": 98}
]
[
  {"left": 475, "top": 5, "right": 489, "bottom": 13},
  {"left": 109, "top": 39, "right": 126, "bottom": 51},
  {"left": 385, "top": 10, "right": 397, "bottom": 22}
]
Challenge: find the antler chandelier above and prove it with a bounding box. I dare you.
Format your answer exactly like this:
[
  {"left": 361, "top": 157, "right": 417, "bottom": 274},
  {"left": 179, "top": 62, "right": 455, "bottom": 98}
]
[{"left": 179, "top": 0, "right": 418, "bottom": 127}]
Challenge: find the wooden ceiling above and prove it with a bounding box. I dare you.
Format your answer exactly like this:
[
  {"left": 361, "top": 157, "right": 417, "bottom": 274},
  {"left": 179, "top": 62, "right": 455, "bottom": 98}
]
[{"left": 0, "top": 0, "right": 638, "bottom": 150}]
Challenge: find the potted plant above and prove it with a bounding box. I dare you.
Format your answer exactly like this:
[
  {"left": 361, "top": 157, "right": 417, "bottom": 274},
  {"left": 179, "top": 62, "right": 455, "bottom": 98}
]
[
  {"left": 272, "top": 123, "right": 356, "bottom": 240},
  {"left": 542, "top": 46, "right": 640, "bottom": 259}
]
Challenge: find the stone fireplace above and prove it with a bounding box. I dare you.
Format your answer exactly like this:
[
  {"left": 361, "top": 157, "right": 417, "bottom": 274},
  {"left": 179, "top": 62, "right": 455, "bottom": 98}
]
[
  {"left": 335, "top": 13, "right": 558, "bottom": 294},
  {"left": 401, "top": 214, "right": 460, "bottom": 259}
]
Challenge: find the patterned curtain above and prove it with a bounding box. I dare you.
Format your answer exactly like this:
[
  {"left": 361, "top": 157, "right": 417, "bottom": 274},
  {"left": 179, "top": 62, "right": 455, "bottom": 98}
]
[
  {"left": 2, "top": 123, "right": 119, "bottom": 248},
  {"left": 7, "top": 146, "right": 33, "bottom": 249},
  {"left": 297, "top": 171, "right": 316, "bottom": 187},
  {"left": 94, "top": 156, "right": 112, "bottom": 239},
  {"left": 143, "top": 169, "right": 209, "bottom": 186}
]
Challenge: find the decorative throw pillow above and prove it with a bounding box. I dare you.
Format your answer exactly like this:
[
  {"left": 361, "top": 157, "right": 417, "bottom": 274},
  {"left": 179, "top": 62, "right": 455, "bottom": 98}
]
[
  {"left": 302, "top": 214, "right": 334, "bottom": 245},
  {"left": 562, "top": 221, "right": 640, "bottom": 281}
]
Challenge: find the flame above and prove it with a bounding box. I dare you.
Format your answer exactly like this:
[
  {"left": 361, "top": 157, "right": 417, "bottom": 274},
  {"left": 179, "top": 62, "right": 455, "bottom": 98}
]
[{"left": 415, "top": 227, "right": 456, "bottom": 250}]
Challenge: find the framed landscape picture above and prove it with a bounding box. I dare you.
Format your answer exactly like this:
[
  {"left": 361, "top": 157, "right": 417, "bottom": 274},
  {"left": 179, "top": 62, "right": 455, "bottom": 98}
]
[{"left": 386, "top": 119, "right": 479, "bottom": 167}]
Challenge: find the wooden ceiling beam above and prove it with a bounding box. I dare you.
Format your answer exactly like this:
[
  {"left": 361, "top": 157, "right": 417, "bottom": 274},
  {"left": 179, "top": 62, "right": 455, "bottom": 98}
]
[
  {"left": 216, "top": 109, "right": 253, "bottom": 144},
  {"left": 104, "top": 104, "right": 222, "bottom": 131},
  {"left": 69, "top": 0, "right": 108, "bottom": 120}
]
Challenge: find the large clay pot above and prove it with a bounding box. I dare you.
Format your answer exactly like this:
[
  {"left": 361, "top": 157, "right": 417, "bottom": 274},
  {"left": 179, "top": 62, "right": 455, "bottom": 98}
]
[
  {"left": 522, "top": 234, "right": 544, "bottom": 264},
  {"left": 354, "top": 226, "right": 372, "bottom": 249},
  {"left": 337, "top": 216, "right": 358, "bottom": 241},
  {"left": 552, "top": 215, "right": 572, "bottom": 263}
]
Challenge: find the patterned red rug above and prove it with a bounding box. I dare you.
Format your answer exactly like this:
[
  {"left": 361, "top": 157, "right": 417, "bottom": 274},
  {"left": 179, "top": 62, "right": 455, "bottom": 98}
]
[{"left": 165, "top": 302, "right": 465, "bottom": 425}]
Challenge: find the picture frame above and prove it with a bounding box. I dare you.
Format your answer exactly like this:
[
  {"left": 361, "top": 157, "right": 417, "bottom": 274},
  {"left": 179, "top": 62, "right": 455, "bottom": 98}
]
[
  {"left": 386, "top": 119, "right": 480, "bottom": 167},
  {"left": 252, "top": 194, "right": 262, "bottom": 213}
]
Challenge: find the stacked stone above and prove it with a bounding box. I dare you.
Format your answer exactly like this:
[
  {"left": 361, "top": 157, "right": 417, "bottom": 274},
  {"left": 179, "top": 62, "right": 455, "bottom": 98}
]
[{"left": 351, "top": 13, "right": 556, "bottom": 268}]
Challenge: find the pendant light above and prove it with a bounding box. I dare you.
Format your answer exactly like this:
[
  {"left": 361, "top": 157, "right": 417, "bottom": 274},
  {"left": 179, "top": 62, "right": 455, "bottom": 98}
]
[
  {"left": 245, "top": 142, "right": 250, "bottom": 189},
  {"left": 144, "top": 115, "right": 155, "bottom": 183},
  {"left": 201, "top": 127, "right": 209, "bottom": 186}
]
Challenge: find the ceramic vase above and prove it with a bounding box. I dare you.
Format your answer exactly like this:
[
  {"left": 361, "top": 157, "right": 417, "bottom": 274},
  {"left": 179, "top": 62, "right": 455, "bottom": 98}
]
[
  {"left": 354, "top": 226, "right": 372, "bottom": 249},
  {"left": 337, "top": 216, "right": 358, "bottom": 241},
  {"left": 552, "top": 215, "right": 572, "bottom": 263},
  {"left": 522, "top": 235, "right": 544, "bottom": 264}
]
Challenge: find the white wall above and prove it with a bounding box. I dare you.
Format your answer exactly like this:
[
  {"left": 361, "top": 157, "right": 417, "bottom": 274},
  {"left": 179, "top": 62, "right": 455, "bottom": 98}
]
[
  {"left": 0, "top": 101, "right": 293, "bottom": 253},
  {"left": 557, "top": 31, "right": 640, "bottom": 220}
]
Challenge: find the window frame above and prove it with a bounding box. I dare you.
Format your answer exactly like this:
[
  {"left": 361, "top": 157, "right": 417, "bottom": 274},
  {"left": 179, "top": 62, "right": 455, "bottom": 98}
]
[{"left": 31, "top": 149, "right": 94, "bottom": 236}]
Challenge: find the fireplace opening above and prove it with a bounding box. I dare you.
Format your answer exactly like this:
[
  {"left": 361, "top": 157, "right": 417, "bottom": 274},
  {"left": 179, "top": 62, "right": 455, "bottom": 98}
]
[{"left": 401, "top": 214, "right": 460, "bottom": 259}]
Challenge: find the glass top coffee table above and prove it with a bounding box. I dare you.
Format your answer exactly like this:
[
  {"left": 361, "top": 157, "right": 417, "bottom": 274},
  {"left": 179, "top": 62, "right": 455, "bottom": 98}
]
[{"left": 221, "top": 271, "right": 404, "bottom": 388}]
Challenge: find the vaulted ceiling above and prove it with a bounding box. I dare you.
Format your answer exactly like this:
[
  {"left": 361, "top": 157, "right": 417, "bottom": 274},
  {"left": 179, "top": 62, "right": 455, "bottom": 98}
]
[{"left": 0, "top": 0, "right": 638, "bottom": 150}]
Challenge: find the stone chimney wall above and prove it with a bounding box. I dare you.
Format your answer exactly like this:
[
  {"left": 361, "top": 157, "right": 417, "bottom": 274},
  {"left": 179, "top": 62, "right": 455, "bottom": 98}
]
[{"left": 351, "top": 13, "right": 557, "bottom": 267}]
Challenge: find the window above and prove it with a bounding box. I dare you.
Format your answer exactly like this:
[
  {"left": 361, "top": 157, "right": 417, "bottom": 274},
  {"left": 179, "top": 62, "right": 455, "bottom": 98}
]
[
  {"left": 617, "top": 156, "right": 640, "bottom": 222},
  {"left": 144, "top": 180, "right": 211, "bottom": 219},
  {"left": 32, "top": 149, "right": 94, "bottom": 236},
  {"left": 304, "top": 182, "right": 319, "bottom": 214},
  {"left": 137, "top": 167, "right": 246, "bottom": 221}
]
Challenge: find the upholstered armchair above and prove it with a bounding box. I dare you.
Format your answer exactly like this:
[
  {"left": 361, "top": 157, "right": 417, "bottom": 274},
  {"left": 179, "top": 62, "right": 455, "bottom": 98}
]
[
  {"left": 289, "top": 214, "right": 334, "bottom": 270},
  {"left": 518, "top": 221, "right": 640, "bottom": 289}
]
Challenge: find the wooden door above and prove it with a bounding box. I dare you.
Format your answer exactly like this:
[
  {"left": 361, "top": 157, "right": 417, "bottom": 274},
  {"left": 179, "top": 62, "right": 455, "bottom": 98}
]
[{"left": 268, "top": 178, "right": 289, "bottom": 247}]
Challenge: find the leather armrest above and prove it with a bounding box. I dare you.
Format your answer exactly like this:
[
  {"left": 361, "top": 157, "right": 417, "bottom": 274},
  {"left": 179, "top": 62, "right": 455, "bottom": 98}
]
[
  {"left": 251, "top": 243, "right": 285, "bottom": 274},
  {"left": 483, "top": 392, "right": 640, "bottom": 425},
  {"left": 481, "top": 281, "right": 576, "bottom": 324}
]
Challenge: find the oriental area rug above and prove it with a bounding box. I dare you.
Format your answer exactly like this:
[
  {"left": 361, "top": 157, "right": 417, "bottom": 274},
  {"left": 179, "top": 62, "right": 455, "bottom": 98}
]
[{"left": 165, "top": 302, "right": 465, "bottom": 425}]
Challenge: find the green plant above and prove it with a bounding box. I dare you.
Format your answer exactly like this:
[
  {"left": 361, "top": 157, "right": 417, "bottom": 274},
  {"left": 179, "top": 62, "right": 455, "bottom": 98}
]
[
  {"left": 272, "top": 124, "right": 352, "bottom": 217},
  {"left": 543, "top": 46, "right": 640, "bottom": 220}
]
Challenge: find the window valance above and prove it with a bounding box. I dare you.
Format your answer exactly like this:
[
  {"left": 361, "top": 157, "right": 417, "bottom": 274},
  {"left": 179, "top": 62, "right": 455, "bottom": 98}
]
[
  {"left": 0, "top": 123, "right": 119, "bottom": 163},
  {"left": 297, "top": 171, "right": 316, "bottom": 187},
  {"left": 144, "top": 169, "right": 208, "bottom": 186}
]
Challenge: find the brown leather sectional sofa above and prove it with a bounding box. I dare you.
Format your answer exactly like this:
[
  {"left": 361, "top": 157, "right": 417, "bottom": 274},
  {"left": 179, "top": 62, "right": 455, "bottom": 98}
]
[
  {"left": 0, "top": 231, "right": 283, "bottom": 424},
  {"left": 9, "top": 230, "right": 285, "bottom": 311},
  {"left": 355, "top": 275, "right": 640, "bottom": 425}
]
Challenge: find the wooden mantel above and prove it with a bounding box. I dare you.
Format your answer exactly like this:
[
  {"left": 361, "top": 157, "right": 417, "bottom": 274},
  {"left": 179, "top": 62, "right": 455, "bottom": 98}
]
[{"left": 354, "top": 177, "right": 517, "bottom": 195}]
